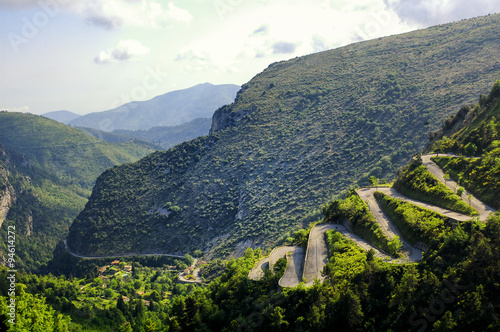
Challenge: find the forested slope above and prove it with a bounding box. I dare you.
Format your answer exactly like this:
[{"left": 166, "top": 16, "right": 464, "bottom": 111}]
[
  {"left": 0, "top": 112, "right": 156, "bottom": 270},
  {"left": 68, "top": 14, "right": 500, "bottom": 258}
]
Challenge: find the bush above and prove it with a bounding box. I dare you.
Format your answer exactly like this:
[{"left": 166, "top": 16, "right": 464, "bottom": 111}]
[
  {"left": 374, "top": 191, "right": 450, "bottom": 245},
  {"left": 394, "top": 159, "right": 477, "bottom": 215},
  {"left": 323, "top": 195, "right": 400, "bottom": 256}
]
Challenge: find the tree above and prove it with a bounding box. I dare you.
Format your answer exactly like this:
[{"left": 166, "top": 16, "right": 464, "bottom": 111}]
[
  {"left": 457, "top": 186, "right": 465, "bottom": 197},
  {"left": 464, "top": 142, "right": 477, "bottom": 156},
  {"left": 388, "top": 235, "right": 402, "bottom": 255},
  {"left": 369, "top": 176, "right": 379, "bottom": 187},
  {"left": 444, "top": 173, "right": 450, "bottom": 187},
  {"left": 184, "top": 254, "right": 194, "bottom": 266}
]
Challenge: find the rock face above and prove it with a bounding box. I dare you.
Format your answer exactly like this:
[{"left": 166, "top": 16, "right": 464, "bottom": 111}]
[
  {"left": 210, "top": 104, "right": 256, "bottom": 133},
  {"left": 0, "top": 170, "right": 15, "bottom": 230}
]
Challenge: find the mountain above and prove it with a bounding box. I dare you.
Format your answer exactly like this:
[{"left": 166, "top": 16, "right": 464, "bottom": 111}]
[
  {"left": 0, "top": 112, "right": 156, "bottom": 270},
  {"left": 69, "top": 83, "right": 240, "bottom": 131},
  {"left": 162, "top": 81, "right": 500, "bottom": 331},
  {"left": 7, "top": 81, "right": 500, "bottom": 332},
  {"left": 42, "top": 110, "right": 81, "bottom": 124},
  {"left": 66, "top": 14, "right": 500, "bottom": 259},
  {"left": 79, "top": 117, "right": 212, "bottom": 149}
]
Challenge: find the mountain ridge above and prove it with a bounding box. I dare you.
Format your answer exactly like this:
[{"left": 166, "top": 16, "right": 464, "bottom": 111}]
[
  {"left": 0, "top": 112, "right": 156, "bottom": 270},
  {"left": 67, "top": 13, "right": 500, "bottom": 258},
  {"left": 69, "top": 83, "right": 240, "bottom": 132}
]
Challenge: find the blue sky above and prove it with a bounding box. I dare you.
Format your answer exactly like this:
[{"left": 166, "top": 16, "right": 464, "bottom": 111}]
[{"left": 1, "top": 0, "right": 500, "bottom": 115}]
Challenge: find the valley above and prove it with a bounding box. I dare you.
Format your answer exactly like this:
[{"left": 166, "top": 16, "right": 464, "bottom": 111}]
[
  {"left": 66, "top": 14, "right": 500, "bottom": 259},
  {"left": 2, "top": 10, "right": 500, "bottom": 332}
]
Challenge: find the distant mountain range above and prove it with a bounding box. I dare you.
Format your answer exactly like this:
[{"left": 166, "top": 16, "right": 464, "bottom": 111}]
[
  {"left": 67, "top": 83, "right": 240, "bottom": 132},
  {"left": 42, "top": 110, "right": 81, "bottom": 124},
  {"left": 78, "top": 117, "right": 212, "bottom": 150}
]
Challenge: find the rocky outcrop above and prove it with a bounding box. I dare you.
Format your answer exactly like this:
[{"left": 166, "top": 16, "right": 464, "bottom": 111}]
[
  {"left": 0, "top": 185, "right": 14, "bottom": 229},
  {"left": 210, "top": 104, "right": 257, "bottom": 133}
]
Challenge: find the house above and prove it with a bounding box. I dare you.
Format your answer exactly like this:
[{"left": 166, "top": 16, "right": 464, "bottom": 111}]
[
  {"left": 142, "top": 300, "right": 150, "bottom": 306},
  {"left": 111, "top": 260, "right": 120, "bottom": 265},
  {"left": 122, "top": 296, "right": 130, "bottom": 303},
  {"left": 184, "top": 266, "right": 194, "bottom": 274},
  {"left": 98, "top": 265, "right": 110, "bottom": 274},
  {"left": 124, "top": 265, "right": 132, "bottom": 273}
]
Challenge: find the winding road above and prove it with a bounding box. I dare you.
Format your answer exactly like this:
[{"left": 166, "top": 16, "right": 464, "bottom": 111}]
[
  {"left": 64, "top": 154, "right": 494, "bottom": 288},
  {"left": 422, "top": 154, "right": 495, "bottom": 220},
  {"left": 249, "top": 154, "right": 496, "bottom": 287}
]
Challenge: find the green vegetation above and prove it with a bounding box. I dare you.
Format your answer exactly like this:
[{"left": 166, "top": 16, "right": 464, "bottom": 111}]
[
  {"left": 0, "top": 257, "right": 198, "bottom": 331},
  {"left": 0, "top": 112, "right": 156, "bottom": 271},
  {"left": 66, "top": 14, "right": 500, "bottom": 258},
  {"left": 374, "top": 191, "right": 451, "bottom": 245},
  {"left": 5, "top": 79, "right": 500, "bottom": 331},
  {"left": 433, "top": 155, "right": 500, "bottom": 209},
  {"left": 394, "top": 157, "right": 477, "bottom": 215},
  {"left": 429, "top": 81, "right": 500, "bottom": 209},
  {"left": 322, "top": 193, "right": 400, "bottom": 256},
  {"left": 324, "top": 230, "right": 368, "bottom": 282}
]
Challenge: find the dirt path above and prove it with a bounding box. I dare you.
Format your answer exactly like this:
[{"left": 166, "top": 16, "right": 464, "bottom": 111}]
[{"left": 422, "top": 154, "right": 495, "bottom": 221}]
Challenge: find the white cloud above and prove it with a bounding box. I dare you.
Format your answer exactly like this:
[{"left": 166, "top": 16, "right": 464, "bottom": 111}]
[
  {"left": 1, "top": 105, "right": 30, "bottom": 113},
  {"left": 384, "top": 0, "right": 500, "bottom": 26},
  {"left": 165, "top": 2, "right": 193, "bottom": 23},
  {"left": 81, "top": 0, "right": 193, "bottom": 29},
  {"left": 0, "top": 0, "right": 193, "bottom": 29},
  {"left": 94, "top": 39, "right": 150, "bottom": 64}
]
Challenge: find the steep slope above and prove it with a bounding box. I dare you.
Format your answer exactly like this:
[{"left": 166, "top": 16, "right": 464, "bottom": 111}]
[
  {"left": 69, "top": 83, "right": 240, "bottom": 131},
  {"left": 42, "top": 110, "right": 81, "bottom": 124},
  {"left": 430, "top": 80, "right": 500, "bottom": 209},
  {"left": 0, "top": 112, "right": 156, "bottom": 270},
  {"left": 67, "top": 14, "right": 500, "bottom": 258}
]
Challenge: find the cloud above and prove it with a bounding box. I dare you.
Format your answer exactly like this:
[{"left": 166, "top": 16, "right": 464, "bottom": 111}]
[
  {"left": 164, "top": 2, "right": 193, "bottom": 23},
  {"left": 384, "top": 0, "right": 500, "bottom": 26},
  {"left": 94, "top": 40, "right": 150, "bottom": 64},
  {"left": 252, "top": 24, "right": 269, "bottom": 36},
  {"left": 1, "top": 105, "right": 30, "bottom": 113},
  {"left": 85, "top": 13, "right": 123, "bottom": 30},
  {"left": 272, "top": 41, "right": 298, "bottom": 54},
  {"left": 311, "top": 34, "right": 328, "bottom": 52},
  {"left": 82, "top": 0, "right": 193, "bottom": 29},
  {"left": 0, "top": 0, "right": 192, "bottom": 29},
  {"left": 0, "top": 0, "right": 40, "bottom": 8}
]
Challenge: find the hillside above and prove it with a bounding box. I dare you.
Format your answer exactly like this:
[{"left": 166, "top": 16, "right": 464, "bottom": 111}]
[
  {"left": 42, "top": 110, "right": 81, "bottom": 124},
  {"left": 67, "top": 14, "right": 500, "bottom": 258},
  {"left": 5, "top": 82, "right": 500, "bottom": 332},
  {"left": 69, "top": 83, "right": 240, "bottom": 131},
  {"left": 0, "top": 112, "right": 156, "bottom": 270}
]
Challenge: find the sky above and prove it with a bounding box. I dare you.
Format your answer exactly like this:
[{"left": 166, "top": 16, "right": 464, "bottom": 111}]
[{"left": 1, "top": 0, "right": 500, "bottom": 115}]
